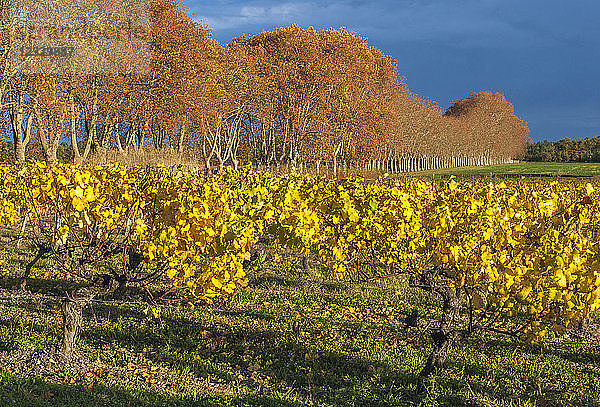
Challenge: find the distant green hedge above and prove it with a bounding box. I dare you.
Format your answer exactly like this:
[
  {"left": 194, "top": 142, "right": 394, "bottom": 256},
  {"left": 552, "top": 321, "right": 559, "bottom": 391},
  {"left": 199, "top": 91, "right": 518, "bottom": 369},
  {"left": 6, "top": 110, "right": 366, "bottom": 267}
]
[{"left": 526, "top": 136, "right": 600, "bottom": 162}]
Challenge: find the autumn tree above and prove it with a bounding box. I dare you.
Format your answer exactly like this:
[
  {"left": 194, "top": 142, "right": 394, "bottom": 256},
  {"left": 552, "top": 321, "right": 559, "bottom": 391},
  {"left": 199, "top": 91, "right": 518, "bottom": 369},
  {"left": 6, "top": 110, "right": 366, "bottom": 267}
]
[
  {"left": 444, "top": 91, "right": 531, "bottom": 163},
  {"left": 230, "top": 26, "right": 403, "bottom": 174},
  {"left": 1, "top": 0, "right": 533, "bottom": 171}
]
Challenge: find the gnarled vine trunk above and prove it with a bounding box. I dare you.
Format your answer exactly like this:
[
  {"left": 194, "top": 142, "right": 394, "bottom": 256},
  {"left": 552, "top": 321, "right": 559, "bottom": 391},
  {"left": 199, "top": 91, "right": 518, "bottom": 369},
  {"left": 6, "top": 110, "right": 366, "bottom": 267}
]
[
  {"left": 59, "top": 298, "right": 84, "bottom": 362},
  {"left": 57, "top": 274, "right": 118, "bottom": 362},
  {"left": 410, "top": 269, "right": 467, "bottom": 393}
]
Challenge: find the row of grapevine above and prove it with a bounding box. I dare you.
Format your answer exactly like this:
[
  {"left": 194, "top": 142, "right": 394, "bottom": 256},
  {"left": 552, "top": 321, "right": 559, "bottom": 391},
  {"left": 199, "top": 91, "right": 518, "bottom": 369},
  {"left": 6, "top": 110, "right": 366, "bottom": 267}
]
[{"left": 1, "top": 162, "right": 598, "bottom": 378}]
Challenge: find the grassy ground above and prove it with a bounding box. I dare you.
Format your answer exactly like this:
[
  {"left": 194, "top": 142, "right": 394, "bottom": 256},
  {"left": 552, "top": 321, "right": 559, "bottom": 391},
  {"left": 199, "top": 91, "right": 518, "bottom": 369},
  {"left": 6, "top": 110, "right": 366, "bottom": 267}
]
[
  {"left": 1, "top": 241, "right": 600, "bottom": 406},
  {"left": 407, "top": 162, "right": 600, "bottom": 179}
]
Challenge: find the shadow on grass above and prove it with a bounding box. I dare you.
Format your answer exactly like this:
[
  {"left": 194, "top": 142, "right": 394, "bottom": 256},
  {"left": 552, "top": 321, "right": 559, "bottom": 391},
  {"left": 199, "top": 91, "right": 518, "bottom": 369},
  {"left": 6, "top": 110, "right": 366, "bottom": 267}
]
[
  {"left": 6, "top": 274, "right": 600, "bottom": 406},
  {"left": 249, "top": 274, "right": 302, "bottom": 289},
  {"left": 248, "top": 272, "right": 352, "bottom": 294},
  {"left": 0, "top": 277, "right": 80, "bottom": 298},
  {"left": 8, "top": 295, "right": 595, "bottom": 406},
  {"left": 438, "top": 375, "right": 600, "bottom": 407},
  {"left": 0, "top": 338, "right": 14, "bottom": 352},
  {"left": 68, "top": 301, "right": 416, "bottom": 405},
  {"left": 318, "top": 281, "right": 352, "bottom": 293},
  {"left": 547, "top": 342, "right": 600, "bottom": 367},
  {"left": 79, "top": 310, "right": 399, "bottom": 389},
  {"left": 469, "top": 336, "right": 600, "bottom": 367},
  {"left": 437, "top": 335, "right": 600, "bottom": 406},
  {"left": 0, "top": 374, "right": 306, "bottom": 407}
]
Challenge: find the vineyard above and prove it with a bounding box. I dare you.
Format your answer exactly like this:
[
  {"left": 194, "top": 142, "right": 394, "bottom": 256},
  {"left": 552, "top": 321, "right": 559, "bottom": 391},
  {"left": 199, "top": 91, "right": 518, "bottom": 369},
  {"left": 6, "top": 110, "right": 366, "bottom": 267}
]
[
  {"left": 0, "top": 0, "right": 595, "bottom": 405},
  {"left": 1, "top": 162, "right": 600, "bottom": 405}
]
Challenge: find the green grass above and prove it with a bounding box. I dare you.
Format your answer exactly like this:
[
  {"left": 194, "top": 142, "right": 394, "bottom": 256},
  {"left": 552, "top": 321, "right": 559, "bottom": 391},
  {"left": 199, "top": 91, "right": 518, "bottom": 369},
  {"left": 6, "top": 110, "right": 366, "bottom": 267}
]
[
  {"left": 409, "top": 162, "right": 600, "bottom": 179},
  {"left": 1, "top": 244, "right": 600, "bottom": 406}
]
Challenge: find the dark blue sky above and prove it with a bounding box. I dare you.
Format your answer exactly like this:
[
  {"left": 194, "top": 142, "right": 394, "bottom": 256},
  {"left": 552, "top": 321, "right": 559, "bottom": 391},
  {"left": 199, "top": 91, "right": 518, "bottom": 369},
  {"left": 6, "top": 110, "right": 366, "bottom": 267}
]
[{"left": 185, "top": 0, "right": 600, "bottom": 142}]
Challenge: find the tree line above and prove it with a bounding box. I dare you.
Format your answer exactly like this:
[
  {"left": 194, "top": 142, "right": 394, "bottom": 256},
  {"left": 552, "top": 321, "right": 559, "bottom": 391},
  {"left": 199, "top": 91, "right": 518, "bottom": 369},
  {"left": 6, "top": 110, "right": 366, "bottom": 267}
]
[
  {"left": 525, "top": 136, "right": 600, "bottom": 162},
  {"left": 1, "top": 0, "right": 531, "bottom": 171}
]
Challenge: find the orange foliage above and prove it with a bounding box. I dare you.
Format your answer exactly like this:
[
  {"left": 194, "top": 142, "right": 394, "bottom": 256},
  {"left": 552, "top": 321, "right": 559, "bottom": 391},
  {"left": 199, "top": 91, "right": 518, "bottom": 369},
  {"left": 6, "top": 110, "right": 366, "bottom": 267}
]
[
  {"left": 444, "top": 91, "right": 531, "bottom": 160},
  {"left": 0, "top": 0, "right": 531, "bottom": 168}
]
